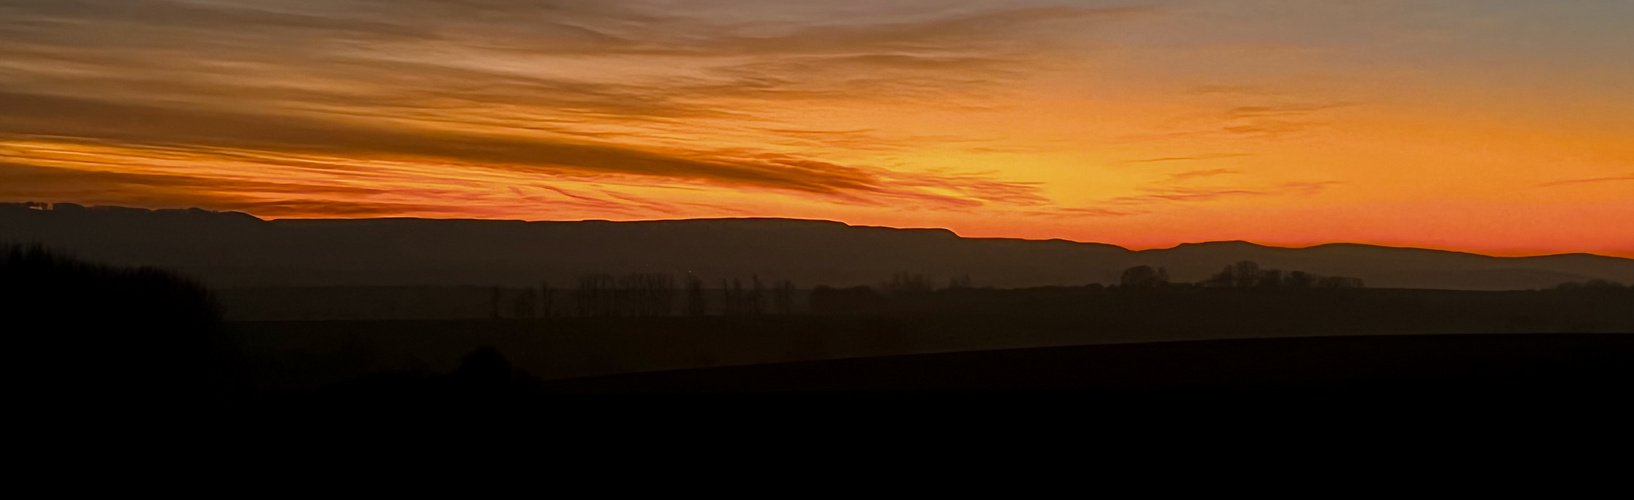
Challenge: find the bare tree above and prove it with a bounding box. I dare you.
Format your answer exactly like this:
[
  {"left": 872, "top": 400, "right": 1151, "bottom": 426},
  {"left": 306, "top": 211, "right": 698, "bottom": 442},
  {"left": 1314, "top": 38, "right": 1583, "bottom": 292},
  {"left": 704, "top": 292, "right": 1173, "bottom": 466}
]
[
  {"left": 618, "top": 273, "right": 675, "bottom": 317},
  {"left": 490, "top": 285, "right": 501, "bottom": 319},
  {"left": 725, "top": 278, "right": 743, "bottom": 316},
  {"left": 539, "top": 280, "right": 555, "bottom": 317},
  {"left": 577, "top": 274, "right": 618, "bottom": 317},
  {"left": 883, "top": 272, "right": 935, "bottom": 295},
  {"left": 513, "top": 288, "right": 536, "bottom": 318},
  {"left": 749, "top": 275, "right": 765, "bottom": 315},
  {"left": 774, "top": 279, "right": 796, "bottom": 315},
  {"left": 684, "top": 273, "right": 707, "bottom": 316}
]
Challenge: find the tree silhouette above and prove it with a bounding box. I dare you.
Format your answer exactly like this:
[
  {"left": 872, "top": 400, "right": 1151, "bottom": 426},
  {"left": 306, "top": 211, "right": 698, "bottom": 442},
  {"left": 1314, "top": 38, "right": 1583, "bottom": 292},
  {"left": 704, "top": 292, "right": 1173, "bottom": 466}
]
[
  {"left": 1203, "top": 265, "right": 1236, "bottom": 287},
  {"left": 774, "top": 279, "right": 796, "bottom": 315},
  {"left": 749, "top": 275, "right": 765, "bottom": 315},
  {"left": 1257, "top": 269, "right": 1284, "bottom": 289},
  {"left": 1285, "top": 271, "right": 1316, "bottom": 288},
  {"left": 1315, "top": 276, "right": 1365, "bottom": 289},
  {"left": 2, "top": 243, "right": 235, "bottom": 402},
  {"left": 1200, "top": 261, "right": 1363, "bottom": 289},
  {"left": 577, "top": 274, "right": 618, "bottom": 317},
  {"left": 539, "top": 280, "right": 555, "bottom": 317},
  {"left": 445, "top": 345, "right": 541, "bottom": 401},
  {"left": 1119, "top": 265, "right": 1170, "bottom": 288},
  {"left": 884, "top": 272, "right": 935, "bottom": 295},
  {"left": 512, "top": 288, "right": 537, "bottom": 318},
  {"left": 684, "top": 273, "right": 707, "bottom": 316},
  {"left": 618, "top": 273, "right": 675, "bottom": 317},
  {"left": 1233, "top": 261, "right": 1262, "bottom": 288},
  {"left": 726, "top": 278, "right": 744, "bottom": 316}
]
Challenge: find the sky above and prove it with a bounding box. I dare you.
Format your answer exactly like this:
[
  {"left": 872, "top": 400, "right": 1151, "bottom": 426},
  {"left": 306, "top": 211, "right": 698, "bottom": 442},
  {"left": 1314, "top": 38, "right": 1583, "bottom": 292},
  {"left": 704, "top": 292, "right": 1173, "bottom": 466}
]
[{"left": 1, "top": 0, "right": 1631, "bottom": 257}]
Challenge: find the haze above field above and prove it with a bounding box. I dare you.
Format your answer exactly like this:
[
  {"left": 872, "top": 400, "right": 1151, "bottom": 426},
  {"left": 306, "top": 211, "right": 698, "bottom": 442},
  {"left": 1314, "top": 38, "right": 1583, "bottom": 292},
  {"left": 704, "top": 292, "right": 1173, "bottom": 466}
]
[
  {"left": 1, "top": 1, "right": 1631, "bottom": 257},
  {"left": 5, "top": 203, "right": 1630, "bottom": 291}
]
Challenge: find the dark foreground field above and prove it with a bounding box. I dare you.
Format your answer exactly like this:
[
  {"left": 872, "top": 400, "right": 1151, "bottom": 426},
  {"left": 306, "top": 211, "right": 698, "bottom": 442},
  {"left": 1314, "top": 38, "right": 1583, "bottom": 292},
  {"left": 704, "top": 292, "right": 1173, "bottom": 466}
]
[
  {"left": 227, "top": 287, "right": 1633, "bottom": 394},
  {"left": 536, "top": 333, "right": 1634, "bottom": 397}
]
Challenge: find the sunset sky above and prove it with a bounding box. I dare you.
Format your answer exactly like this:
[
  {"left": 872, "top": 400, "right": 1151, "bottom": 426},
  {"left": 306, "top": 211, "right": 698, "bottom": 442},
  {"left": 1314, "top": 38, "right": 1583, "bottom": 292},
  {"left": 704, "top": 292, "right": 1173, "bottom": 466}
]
[{"left": 2, "top": 0, "right": 1631, "bottom": 257}]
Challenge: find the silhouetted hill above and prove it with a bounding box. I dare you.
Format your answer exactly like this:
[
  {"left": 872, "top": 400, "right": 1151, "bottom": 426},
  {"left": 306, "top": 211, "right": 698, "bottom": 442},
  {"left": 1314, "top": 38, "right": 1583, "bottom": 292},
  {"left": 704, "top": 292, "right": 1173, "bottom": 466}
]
[{"left": 3, "top": 202, "right": 1630, "bottom": 290}]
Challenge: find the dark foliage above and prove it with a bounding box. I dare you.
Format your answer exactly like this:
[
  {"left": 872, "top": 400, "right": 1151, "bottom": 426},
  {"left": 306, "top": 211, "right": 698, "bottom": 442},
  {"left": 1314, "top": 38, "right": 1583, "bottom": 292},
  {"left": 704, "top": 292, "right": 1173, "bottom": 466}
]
[
  {"left": 1119, "top": 265, "right": 1171, "bottom": 288},
  {"left": 1201, "top": 261, "right": 1364, "bottom": 289},
  {"left": 1, "top": 243, "right": 235, "bottom": 403}
]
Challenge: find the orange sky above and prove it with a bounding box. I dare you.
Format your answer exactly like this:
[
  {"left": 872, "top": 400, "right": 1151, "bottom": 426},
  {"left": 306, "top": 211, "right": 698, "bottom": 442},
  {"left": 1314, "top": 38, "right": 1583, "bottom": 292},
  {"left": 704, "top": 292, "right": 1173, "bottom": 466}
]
[{"left": 2, "top": 0, "right": 1630, "bottom": 257}]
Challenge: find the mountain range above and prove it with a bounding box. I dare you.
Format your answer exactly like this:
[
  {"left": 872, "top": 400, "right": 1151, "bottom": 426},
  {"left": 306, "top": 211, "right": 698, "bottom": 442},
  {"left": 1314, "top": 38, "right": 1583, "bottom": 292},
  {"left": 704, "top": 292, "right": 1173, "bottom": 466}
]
[{"left": 3, "top": 202, "right": 1630, "bottom": 290}]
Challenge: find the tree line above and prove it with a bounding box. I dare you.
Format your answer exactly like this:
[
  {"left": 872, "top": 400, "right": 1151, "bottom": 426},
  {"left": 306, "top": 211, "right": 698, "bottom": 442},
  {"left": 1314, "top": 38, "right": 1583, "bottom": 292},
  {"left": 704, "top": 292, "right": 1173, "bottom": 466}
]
[
  {"left": 1120, "top": 261, "right": 1366, "bottom": 289},
  {"left": 492, "top": 273, "right": 797, "bottom": 319}
]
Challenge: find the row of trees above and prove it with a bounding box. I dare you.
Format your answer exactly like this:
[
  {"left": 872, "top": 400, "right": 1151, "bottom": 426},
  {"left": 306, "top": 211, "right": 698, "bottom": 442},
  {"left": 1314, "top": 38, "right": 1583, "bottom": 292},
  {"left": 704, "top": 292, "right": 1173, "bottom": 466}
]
[
  {"left": 493, "top": 273, "right": 798, "bottom": 319},
  {"left": 882, "top": 272, "right": 975, "bottom": 294},
  {"left": 499, "top": 263, "right": 1377, "bottom": 318},
  {"left": 1120, "top": 261, "right": 1366, "bottom": 289}
]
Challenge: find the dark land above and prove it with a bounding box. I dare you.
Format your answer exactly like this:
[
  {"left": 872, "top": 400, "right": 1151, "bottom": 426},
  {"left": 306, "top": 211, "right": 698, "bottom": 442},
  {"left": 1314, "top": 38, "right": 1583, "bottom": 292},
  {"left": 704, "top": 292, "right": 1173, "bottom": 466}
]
[
  {"left": 3, "top": 202, "right": 1632, "bottom": 406},
  {"left": 7, "top": 202, "right": 1631, "bottom": 291}
]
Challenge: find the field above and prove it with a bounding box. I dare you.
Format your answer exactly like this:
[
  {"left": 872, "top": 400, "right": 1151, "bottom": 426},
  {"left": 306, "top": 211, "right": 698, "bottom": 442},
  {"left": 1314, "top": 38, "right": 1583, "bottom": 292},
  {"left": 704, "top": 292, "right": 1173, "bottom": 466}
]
[
  {"left": 537, "top": 333, "right": 1634, "bottom": 396},
  {"left": 225, "top": 287, "right": 1634, "bottom": 395}
]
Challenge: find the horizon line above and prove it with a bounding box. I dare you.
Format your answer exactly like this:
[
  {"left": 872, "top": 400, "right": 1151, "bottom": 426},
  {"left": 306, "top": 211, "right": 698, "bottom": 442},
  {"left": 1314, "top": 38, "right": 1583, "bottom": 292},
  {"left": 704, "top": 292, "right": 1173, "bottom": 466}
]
[{"left": 9, "top": 201, "right": 1632, "bottom": 260}]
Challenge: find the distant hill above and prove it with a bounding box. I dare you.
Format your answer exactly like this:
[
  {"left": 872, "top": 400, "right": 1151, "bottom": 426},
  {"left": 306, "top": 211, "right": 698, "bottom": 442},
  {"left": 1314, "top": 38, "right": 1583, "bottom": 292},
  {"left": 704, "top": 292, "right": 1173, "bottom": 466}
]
[{"left": 2, "top": 202, "right": 1630, "bottom": 290}]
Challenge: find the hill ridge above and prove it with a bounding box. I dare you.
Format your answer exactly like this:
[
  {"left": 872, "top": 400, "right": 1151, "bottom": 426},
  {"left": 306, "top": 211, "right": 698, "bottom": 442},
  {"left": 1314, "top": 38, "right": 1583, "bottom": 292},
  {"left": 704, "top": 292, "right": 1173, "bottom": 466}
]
[{"left": 3, "top": 202, "right": 1629, "bottom": 289}]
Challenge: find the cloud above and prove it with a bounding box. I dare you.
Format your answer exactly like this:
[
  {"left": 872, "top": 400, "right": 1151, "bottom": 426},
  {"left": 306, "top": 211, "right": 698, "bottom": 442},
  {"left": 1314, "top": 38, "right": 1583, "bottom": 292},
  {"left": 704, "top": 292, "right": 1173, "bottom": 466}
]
[
  {"left": 1024, "top": 206, "right": 1144, "bottom": 218},
  {"left": 0, "top": 161, "right": 384, "bottom": 197},
  {"left": 1537, "top": 174, "right": 1634, "bottom": 187},
  {"left": 1168, "top": 169, "right": 1241, "bottom": 181},
  {"left": 0, "top": 0, "right": 1120, "bottom": 216},
  {"left": 0, "top": 160, "right": 448, "bottom": 216},
  {"left": 1121, "top": 154, "right": 1252, "bottom": 164},
  {"left": 0, "top": 91, "right": 882, "bottom": 194},
  {"left": 1107, "top": 180, "right": 1341, "bottom": 206}
]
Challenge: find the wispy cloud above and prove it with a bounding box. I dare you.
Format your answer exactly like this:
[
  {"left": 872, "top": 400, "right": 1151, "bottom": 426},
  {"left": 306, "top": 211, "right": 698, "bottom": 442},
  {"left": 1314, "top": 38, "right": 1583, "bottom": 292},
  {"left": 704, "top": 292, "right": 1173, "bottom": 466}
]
[
  {"left": 1168, "top": 168, "right": 1241, "bottom": 181},
  {"left": 1537, "top": 174, "right": 1634, "bottom": 188},
  {"left": 1108, "top": 180, "right": 1341, "bottom": 206},
  {"left": 0, "top": 0, "right": 1151, "bottom": 215},
  {"left": 1120, "top": 153, "right": 1252, "bottom": 164}
]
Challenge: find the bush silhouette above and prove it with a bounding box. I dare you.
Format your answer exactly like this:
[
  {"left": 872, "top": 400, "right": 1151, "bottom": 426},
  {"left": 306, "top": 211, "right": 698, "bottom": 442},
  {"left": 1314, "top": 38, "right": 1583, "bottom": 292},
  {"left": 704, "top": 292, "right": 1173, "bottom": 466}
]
[{"left": 1, "top": 243, "right": 234, "bottom": 403}]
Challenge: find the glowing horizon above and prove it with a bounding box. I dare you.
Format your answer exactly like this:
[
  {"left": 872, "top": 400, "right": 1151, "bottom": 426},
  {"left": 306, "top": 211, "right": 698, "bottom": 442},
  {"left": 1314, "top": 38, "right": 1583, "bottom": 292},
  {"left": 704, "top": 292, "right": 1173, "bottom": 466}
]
[{"left": 2, "top": 1, "right": 1631, "bottom": 258}]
